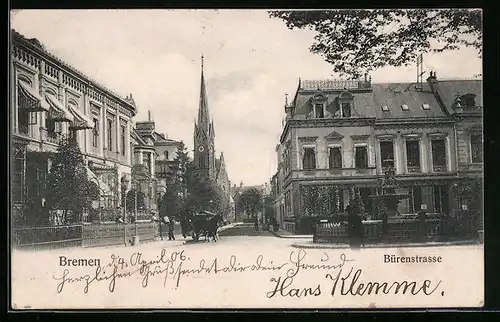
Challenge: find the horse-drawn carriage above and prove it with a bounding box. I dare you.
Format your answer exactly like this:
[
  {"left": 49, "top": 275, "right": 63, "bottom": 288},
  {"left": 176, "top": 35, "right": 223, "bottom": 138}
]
[{"left": 180, "top": 211, "right": 222, "bottom": 242}]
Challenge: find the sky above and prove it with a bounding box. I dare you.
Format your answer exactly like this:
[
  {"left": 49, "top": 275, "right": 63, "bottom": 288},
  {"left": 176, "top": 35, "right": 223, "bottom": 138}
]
[{"left": 11, "top": 9, "right": 482, "bottom": 187}]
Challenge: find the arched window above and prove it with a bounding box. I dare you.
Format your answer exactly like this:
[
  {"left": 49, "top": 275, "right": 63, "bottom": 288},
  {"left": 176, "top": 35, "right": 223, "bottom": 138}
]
[{"left": 164, "top": 150, "right": 169, "bottom": 160}]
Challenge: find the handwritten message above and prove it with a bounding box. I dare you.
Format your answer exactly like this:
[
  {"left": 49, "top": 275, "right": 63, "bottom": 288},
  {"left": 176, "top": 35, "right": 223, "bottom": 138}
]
[{"left": 53, "top": 248, "right": 443, "bottom": 299}]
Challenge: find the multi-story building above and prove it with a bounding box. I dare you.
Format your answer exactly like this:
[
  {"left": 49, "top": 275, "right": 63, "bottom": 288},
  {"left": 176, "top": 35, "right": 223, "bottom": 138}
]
[
  {"left": 11, "top": 30, "right": 137, "bottom": 223},
  {"left": 272, "top": 73, "right": 483, "bottom": 234},
  {"left": 130, "top": 112, "right": 184, "bottom": 218}
]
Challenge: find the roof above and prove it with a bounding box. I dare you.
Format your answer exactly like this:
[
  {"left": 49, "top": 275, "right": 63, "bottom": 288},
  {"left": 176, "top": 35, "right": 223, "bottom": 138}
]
[
  {"left": 154, "top": 131, "right": 181, "bottom": 145},
  {"left": 293, "top": 88, "right": 376, "bottom": 118},
  {"left": 12, "top": 30, "right": 136, "bottom": 114},
  {"left": 372, "top": 82, "right": 446, "bottom": 119},
  {"left": 215, "top": 158, "right": 221, "bottom": 175},
  {"left": 290, "top": 78, "right": 483, "bottom": 121},
  {"left": 433, "top": 79, "right": 483, "bottom": 113}
]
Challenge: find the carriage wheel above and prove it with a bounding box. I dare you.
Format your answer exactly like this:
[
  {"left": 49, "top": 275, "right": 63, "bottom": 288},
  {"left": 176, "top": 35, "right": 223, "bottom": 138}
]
[{"left": 193, "top": 233, "right": 199, "bottom": 241}]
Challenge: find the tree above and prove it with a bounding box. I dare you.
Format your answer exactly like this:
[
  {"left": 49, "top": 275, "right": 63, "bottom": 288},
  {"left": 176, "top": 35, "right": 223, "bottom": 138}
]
[
  {"left": 125, "top": 189, "right": 146, "bottom": 214},
  {"left": 269, "top": 9, "right": 482, "bottom": 78},
  {"left": 185, "top": 171, "right": 222, "bottom": 214},
  {"left": 173, "top": 141, "right": 190, "bottom": 195},
  {"left": 46, "top": 138, "right": 96, "bottom": 224},
  {"left": 238, "top": 188, "right": 262, "bottom": 219}
]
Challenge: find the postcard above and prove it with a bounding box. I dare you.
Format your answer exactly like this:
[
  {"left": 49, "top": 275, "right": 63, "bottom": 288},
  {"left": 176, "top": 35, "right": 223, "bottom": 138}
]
[{"left": 10, "top": 9, "right": 484, "bottom": 310}]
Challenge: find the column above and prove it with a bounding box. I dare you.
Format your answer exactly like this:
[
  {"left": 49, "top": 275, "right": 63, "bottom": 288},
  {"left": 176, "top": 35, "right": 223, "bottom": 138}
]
[
  {"left": 101, "top": 105, "right": 107, "bottom": 156},
  {"left": 446, "top": 136, "right": 452, "bottom": 173},
  {"left": 394, "top": 135, "right": 402, "bottom": 175},
  {"left": 150, "top": 152, "right": 154, "bottom": 177},
  {"left": 84, "top": 89, "right": 90, "bottom": 154},
  {"left": 115, "top": 111, "right": 120, "bottom": 156},
  {"left": 420, "top": 136, "right": 428, "bottom": 173},
  {"left": 138, "top": 150, "right": 143, "bottom": 165},
  {"left": 126, "top": 120, "right": 131, "bottom": 166}
]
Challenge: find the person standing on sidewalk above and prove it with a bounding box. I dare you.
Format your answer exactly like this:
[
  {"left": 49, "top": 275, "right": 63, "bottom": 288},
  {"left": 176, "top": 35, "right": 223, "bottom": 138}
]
[{"left": 168, "top": 216, "right": 176, "bottom": 241}]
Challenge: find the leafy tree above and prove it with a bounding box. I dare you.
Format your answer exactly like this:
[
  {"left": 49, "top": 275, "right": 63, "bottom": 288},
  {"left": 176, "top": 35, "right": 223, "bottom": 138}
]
[
  {"left": 125, "top": 189, "right": 146, "bottom": 214},
  {"left": 269, "top": 9, "right": 482, "bottom": 78},
  {"left": 173, "top": 141, "right": 190, "bottom": 191},
  {"left": 185, "top": 171, "right": 222, "bottom": 214},
  {"left": 45, "top": 138, "right": 96, "bottom": 224},
  {"left": 238, "top": 188, "right": 262, "bottom": 219}
]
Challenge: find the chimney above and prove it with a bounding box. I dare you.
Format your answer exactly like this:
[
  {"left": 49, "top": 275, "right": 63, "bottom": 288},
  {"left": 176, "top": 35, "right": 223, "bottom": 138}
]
[{"left": 426, "top": 71, "right": 438, "bottom": 92}]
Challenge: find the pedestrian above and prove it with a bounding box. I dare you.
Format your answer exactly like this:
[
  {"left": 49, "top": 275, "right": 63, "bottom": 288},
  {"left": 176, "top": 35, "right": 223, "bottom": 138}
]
[
  {"left": 347, "top": 205, "right": 361, "bottom": 248},
  {"left": 254, "top": 216, "right": 259, "bottom": 231},
  {"left": 168, "top": 216, "right": 175, "bottom": 241}
]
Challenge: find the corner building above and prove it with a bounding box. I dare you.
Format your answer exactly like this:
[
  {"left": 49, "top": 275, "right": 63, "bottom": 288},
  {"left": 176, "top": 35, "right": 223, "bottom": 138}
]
[
  {"left": 11, "top": 30, "right": 137, "bottom": 223},
  {"left": 273, "top": 75, "right": 483, "bottom": 234}
]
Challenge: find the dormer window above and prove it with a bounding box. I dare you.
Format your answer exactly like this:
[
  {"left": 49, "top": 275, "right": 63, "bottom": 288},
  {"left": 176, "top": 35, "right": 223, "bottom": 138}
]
[
  {"left": 381, "top": 105, "right": 389, "bottom": 112},
  {"left": 341, "top": 103, "right": 351, "bottom": 117},
  {"left": 337, "top": 90, "right": 354, "bottom": 118},
  {"left": 401, "top": 104, "right": 409, "bottom": 111},
  {"left": 422, "top": 104, "right": 430, "bottom": 110},
  {"left": 460, "top": 93, "right": 477, "bottom": 108},
  {"left": 314, "top": 104, "right": 324, "bottom": 118}
]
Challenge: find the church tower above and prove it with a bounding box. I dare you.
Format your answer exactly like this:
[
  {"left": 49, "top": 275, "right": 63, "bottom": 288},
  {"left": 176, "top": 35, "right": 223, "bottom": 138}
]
[{"left": 193, "top": 55, "right": 216, "bottom": 181}]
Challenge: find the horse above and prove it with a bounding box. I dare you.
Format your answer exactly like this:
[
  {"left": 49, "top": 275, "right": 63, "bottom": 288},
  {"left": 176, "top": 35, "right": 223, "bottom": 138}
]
[{"left": 204, "top": 214, "right": 223, "bottom": 242}]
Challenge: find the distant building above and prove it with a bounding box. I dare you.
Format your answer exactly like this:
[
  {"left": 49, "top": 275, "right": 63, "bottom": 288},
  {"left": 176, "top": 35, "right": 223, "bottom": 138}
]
[
  {"left": 11, "top": 30, "right": 137, "bottom": 224},
  {"left": 272, "top": 74, "right": 483, "bottom": 234},
  {"left": 131, "top": 112, "right": 182, "bottom": 218}
]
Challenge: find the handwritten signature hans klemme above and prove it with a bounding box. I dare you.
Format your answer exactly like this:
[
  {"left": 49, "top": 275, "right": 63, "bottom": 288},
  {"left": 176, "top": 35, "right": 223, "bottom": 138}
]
[{"left": 52, "top": 248, "right": 351, "bottom": 294}]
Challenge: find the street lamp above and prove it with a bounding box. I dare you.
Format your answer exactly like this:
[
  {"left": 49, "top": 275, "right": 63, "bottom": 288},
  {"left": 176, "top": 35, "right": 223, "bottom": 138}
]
[{"left": 120, "top": 176, "right": 129, "bottom": 246}]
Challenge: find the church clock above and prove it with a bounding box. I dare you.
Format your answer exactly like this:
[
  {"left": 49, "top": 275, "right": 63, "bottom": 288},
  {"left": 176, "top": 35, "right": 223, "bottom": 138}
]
[{"left": 198, "top": 145, "right": 205, "bottom": 152}]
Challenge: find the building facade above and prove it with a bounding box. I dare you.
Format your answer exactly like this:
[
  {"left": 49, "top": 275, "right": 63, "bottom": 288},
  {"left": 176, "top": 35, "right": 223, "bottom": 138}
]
[
  {"left": 192, "top": 58, "right": 232, "bottom": 220},
  {"left": 11, "top": 30, "right": 137, "bottom": 224},
  {"left": 272, "top": 74, "right": 483, "bottom": 234}
]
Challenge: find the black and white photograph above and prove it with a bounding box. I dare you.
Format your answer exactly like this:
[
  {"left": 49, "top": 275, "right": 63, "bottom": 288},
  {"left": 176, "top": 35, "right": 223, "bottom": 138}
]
[{"left": 10, "top": 9, "right": 483, "bottom": 309}]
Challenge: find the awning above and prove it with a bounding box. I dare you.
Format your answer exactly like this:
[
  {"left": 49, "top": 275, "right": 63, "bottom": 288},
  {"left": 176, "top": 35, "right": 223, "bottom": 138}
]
[
  {"left": 68, "top": 105, "right": 93, "bottom": 130},
  {"left": 45, "top": 93, "right": 74, "bottom": 122},
  {"left": 86, "top": 166, "right": 112, "bottom": 195},
  {"left": 18, "top": 81, "right": 50, "bottom": 112}
]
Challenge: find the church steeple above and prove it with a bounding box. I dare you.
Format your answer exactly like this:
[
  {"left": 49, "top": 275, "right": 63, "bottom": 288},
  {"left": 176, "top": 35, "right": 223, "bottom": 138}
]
[
  {"left": 197, "top": 54, "right": 210, "bottom": 131},
  {"left": 193, "top": 54, "right": 215, "bottom": 180}
]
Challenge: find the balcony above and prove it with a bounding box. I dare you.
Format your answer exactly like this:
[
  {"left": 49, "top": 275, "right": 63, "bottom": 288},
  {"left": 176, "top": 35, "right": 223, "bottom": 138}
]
[
  {"left": 407, "top": 166, "right": 421, "bottom": 173},
  {"left": 290, "top": 167, "right": 377, "bottom": 180},
  {"left": 432, "top": 164, "right": 447, "bottom": 173}
]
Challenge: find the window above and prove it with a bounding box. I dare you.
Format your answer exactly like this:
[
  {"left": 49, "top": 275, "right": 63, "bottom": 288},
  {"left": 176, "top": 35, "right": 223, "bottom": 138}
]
[
  {"left": 422, "top": 104, "right": 430, "bottom": 110},
  {"left": 401, "top": 104, "right": 409, "bottom": 111},
  {"left": 107, "top": 119, "right": 113, "bottom": 151},
  {"left": 46, "top": 118, "right": 57, "bottom": 138},
  {"left": 143, "top": 153, "right": 151, "bottom": 168},
  {"left": 199, "top": 155, "right": 206, "bottom": 168},
  {"left": 355, "top": 146, "right": 368, "bottom": 168},
  {"left": 18, "top": 107, "right": 30, "bottom": 134},
  {"left": 341, "top": 103, "right": 351, "bottom": 117},
  {"left": 314, "top": 104, "right": 324, "bottom": 118},
  {"left": 460, "top": 94, "right": 476, "bottom": 108},
  {"left": 380, "top": 141, "right": 394, "bottom": 168},
  {"left": 470, "top": 134, "right": 483, "bottom": 163},
  {"left": 120, "top": 125, "right": 126, "bottom": 156},
  {"left": 164, "top": 150, "right": 169, "bottom": 160},
  {"left": 433, "top": 185, "right": 449, "bottom": 214},
  {"left": 302, "top": 147, "right": 316, "bottom": 170},
  {"left": 92, "top": 118, "right": 99, "bottom": 148},
  {"left": 431, "top": 139, "right": 446, "bottom": 170},
  {"left": 406, "top": 140, "right": 420, "bottom": 167},
  {"left": 381, "top": 105, "right": 389, "bottom": 112},
  {"left": 411, "top": 186, "right": 423, "bottom": 212},
  {"left": 328, "top": 147, "right": 342, "bottom": 169}
]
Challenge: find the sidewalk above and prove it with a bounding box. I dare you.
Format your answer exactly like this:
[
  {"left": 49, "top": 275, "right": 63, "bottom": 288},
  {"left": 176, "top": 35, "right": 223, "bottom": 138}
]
[
  {"left": 292, "top": 239, "right": 481, "bottom": 249},
  {"left": 270, "top": 229, "right": 313, "bottom": 239}
]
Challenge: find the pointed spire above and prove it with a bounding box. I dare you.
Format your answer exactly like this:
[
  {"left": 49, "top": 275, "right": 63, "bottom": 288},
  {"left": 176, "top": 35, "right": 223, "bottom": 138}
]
[
  {"left": 197, "top": 54, "right": 210, "bottom": 130},
  {"left": 148, "top": 110, "right": 152, "bottom": 121}
]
